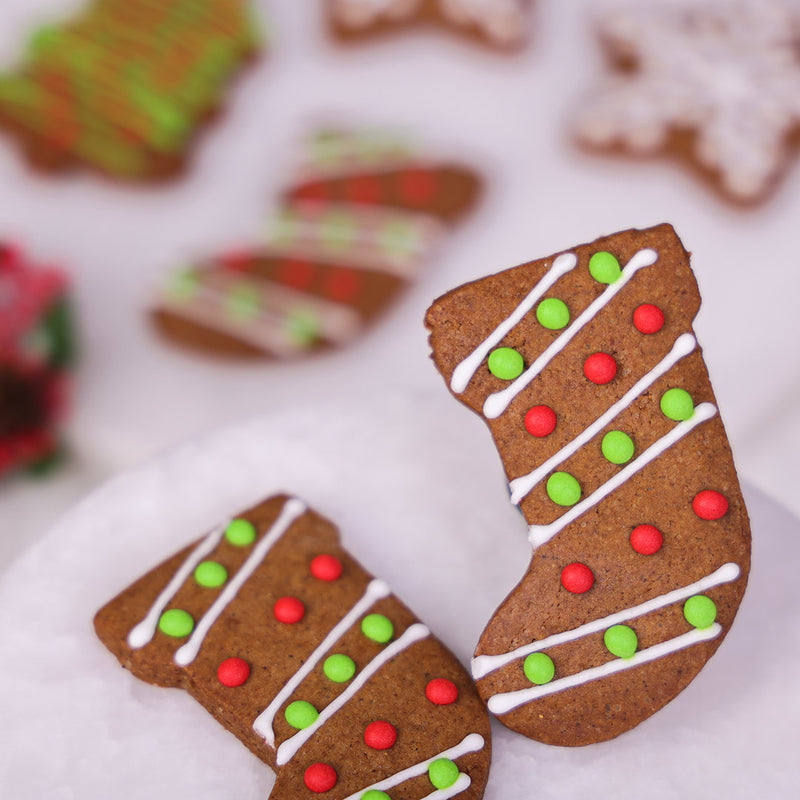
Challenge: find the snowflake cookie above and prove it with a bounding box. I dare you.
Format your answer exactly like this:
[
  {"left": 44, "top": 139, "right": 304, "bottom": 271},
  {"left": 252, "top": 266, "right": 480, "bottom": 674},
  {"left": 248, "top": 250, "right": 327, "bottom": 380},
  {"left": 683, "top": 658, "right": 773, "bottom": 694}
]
[{"left": 572, "top": 0, "right": 800, "bottom": 203}]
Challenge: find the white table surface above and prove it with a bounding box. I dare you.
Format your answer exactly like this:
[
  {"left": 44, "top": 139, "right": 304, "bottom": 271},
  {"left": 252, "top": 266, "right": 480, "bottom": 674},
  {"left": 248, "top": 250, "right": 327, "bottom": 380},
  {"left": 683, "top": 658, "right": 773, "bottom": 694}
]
[{"left": 0, "top": 1, "right": 798, "bottom": 583}]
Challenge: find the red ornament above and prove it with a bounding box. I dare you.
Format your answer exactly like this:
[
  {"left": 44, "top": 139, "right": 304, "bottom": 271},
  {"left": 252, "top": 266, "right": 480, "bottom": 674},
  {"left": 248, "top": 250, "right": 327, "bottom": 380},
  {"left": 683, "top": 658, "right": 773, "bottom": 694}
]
[
  {"left": 524, "top": 405, "right": 557, "bottom": 437},
  {"left": 345, "top": 174, "right": 382, "bottom": 205},
  {"left": 692, "top": 490, "right": 729, "bottom": 520},
  {"left": 310, "top": 554, "right": 343, "bottom": 581},
  {"left": 364, "top": 720, "right": 398, "bottom": 750},
  {"left": 325, "top": 267, "right": 361, "bottom": 303},
  {"left": 630, "top": 524, "right": 663, "bottom": 555},
  {"left": 279, "top": 258, "right": 315, "bottom": 291},
  {"left": 397, "top": 168, "right": 437, "bottom": 206},
  {"left": 560, "top": 562, "right": 595, "bottom": 594},
  {"left": 273, "top": 596, "right": 305, "bottom": 624},
  {"left": 217, "top": 657, "right": 250, "bottom": 688},
  {"left": 633, "top": 303, "right": 665, "bottom": 334},
  {"left": 304, "top": 762, "right": 338, "bottom": 793},
  {"left": 584, "top": 352, "right": 617, "bottom": 385},
  {"left": 425, "top": 678, "right": 459, "bottom": 705}
]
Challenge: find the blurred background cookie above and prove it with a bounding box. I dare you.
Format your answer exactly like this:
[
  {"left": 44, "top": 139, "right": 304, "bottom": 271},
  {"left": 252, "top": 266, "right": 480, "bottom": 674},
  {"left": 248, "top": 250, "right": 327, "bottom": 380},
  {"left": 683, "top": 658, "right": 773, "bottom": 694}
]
[
  {"left": 151, "top": 129, "right": 483, "bottom": 359},
  {"left": 572, "top": 0, "right": 800, "bottom": 204},
  {"left": 0, "top": 0, "right": 262, "bottom": 180}
]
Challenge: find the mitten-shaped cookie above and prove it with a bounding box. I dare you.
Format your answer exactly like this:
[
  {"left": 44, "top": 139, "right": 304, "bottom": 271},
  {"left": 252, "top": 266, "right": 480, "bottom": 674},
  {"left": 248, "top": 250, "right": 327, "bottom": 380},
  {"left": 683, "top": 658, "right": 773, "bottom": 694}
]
[
  {"left": 425, "top": 223, "right": 750, "bottom": 745},
  {"left": 95, "top": 495, "right": 492, "bottom": 798}
]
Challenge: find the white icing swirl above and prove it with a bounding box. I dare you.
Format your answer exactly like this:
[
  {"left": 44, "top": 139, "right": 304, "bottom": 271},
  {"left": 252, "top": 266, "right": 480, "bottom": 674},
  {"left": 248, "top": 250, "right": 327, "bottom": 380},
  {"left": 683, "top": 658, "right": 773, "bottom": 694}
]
[
  {"left": 174, "top": 498, "right": 307, "bottom": 667},
  {"left": 472, "top": 562, "right": 740, "bottom": 679},
  {"left": 488, "top": 623, "right": 722, "bottom": 715},
  {"left": 340, "top": 733, "right": 485, "bottom": 800},
  {"left": 483, "top": 248, "right": 659, "bottom": 419},
  {"left": 252, "top": 578, "right": 391, "bottom": 747},
  {"left": 276, "top": 623, "right": 431, "bottom": 765}
]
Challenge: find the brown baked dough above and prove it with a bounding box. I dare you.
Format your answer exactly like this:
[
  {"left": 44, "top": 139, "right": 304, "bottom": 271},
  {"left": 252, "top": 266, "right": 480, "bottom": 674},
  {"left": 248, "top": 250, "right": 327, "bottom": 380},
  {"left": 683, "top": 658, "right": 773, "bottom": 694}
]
[{"left": 425, "top": 223, "right": 751, "bottom": 745}]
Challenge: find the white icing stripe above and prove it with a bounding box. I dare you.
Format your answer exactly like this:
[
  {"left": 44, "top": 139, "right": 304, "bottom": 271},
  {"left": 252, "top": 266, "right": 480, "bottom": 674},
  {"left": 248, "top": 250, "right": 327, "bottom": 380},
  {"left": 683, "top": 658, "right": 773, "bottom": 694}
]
[
  {"left": 483, "top": 248, "right": 659, "bottom": 419},
  {"left": 340, "top": 733, "right": 485, "bottom": 800},
  {"left": 449, "top": 253, "right": 578, "bottom": 394},
  {"left": 487, "top": 623, "right": 722, "bottom": 715},
  {"left": 252, "top": 578, "right": 391, "bottom": 747},
  {"left": 509, "top": 333, "right": 697, "bottom": 504},
  {"left": 528, "top": 402, "right": 717, "bottom": 548},
  {"left": 276, "top": 623, "right": 431, "bottom": 766},
  {"left": 420, "top": 774, "right": 472, "bottom": 800},
  {"left": 173, "top": 498, "right": 307, "bottom": 667},
  {"left": 127, "top": 523, "right": 228, "bottom": 649},
  {"left": 472, "top": 562, "right": 740, "bottom": 679}
]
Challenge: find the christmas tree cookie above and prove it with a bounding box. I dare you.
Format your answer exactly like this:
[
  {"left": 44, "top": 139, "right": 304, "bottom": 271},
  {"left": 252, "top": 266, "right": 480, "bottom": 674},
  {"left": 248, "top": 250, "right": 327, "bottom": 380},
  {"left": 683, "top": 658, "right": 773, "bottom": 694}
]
[
  {"left": 151, "top": 130, "right": 482, "bottom": 359},
  {"left": 0, "top": 0, "right": 261, "bottom": 180},
  {"left": 425, "top": 223, "right": 751, "bottom": 745},
  {"left": 95, "top": 494, "right": 492, "bottom": 798}
]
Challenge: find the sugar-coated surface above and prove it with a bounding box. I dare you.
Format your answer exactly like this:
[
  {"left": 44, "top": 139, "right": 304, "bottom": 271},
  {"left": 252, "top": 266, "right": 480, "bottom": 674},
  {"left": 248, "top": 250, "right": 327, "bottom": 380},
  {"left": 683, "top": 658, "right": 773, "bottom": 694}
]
[{"left": 0, "top": 397, "right": 798, "bottom": 798}]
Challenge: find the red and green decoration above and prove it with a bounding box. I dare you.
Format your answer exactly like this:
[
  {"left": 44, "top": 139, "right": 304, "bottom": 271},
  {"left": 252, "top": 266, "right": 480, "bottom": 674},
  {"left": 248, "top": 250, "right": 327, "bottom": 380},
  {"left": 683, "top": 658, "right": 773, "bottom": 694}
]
[
  {"left": 0, "top": 243, "right": 75, "bottom": 478},
  {"left": 0, "top": 0, "right": 262, "bottom": 178}
]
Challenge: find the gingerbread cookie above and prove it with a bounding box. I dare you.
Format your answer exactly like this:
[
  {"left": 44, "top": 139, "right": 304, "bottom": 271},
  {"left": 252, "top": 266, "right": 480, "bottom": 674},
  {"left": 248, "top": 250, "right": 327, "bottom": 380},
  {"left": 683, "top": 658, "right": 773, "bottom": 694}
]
[
  {"left": 0, "top": 243, "right": 73, "bottom": 477},
  {"left": 425, "top": 223, "right": 751, "bottom": 745},
  {"left": 325, "top": 0, "right": 532, "bottom": 51},
  {"left": 94, "top": 494, "right": 492, "bottom": 798},
  {"left": 0, "top": 0, "right": 261, "bottom": 180},
  {"left": 151, "top": 130, "right": 482, "bottom": 359},
  {"left": 572, "top": 0, "right": 800, "bottom": 204}
]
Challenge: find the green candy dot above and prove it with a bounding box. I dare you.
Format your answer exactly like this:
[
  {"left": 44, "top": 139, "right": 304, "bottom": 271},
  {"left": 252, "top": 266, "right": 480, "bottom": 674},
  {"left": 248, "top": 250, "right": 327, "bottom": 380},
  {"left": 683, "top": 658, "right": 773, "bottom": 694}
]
[
  {"left": 225, "top": 518, "right": 256, "bottom": 547},
  {"left": 284, "top": 700, "right": 319, "bottom": 729},
  {"left": 194, "top": 560, "right": 228, "bottom": 588},
  {"left": 487, "top": 347, "right": 524, "bottom": 380},
  {"left": 226, "top": 284, "right": 261, "bottom": 322},
  {"left": 589, "top": 251, "right": 622, "bottom": 283},
  {"left": 546, "top": 472, "right": 582, "bottom": 506},
  {"left": 523, "top": 652, "right": 555, "bottom": 685},
  {"left": 167, "top": 269, "right": 199, "bottom": 300},
  {"left": 601, "top": 430, "right": 635, "bottom": 464},
  {"left": 684, "top": 595, "right": 717, "bottom": 629},
  {"left": 536, "top": 297, "right": 570, "bottom": 330},
  {"left": 323, "top": 653, "right": 356, "bottom": 683},
  {"left": 660, "top": 388, "right": 695, "bottom": 421},
  {"left": 158, "top": 608, "right": 194, "bottom": 638},
  {"left": 361, "top": 792, "right": 391, "bottom": 800},
  {"left": 322, "top": 211, "right": 356, "bottom": 251},
  {"left": 361, "top": 614, "right": 394, "bottom": 643},
  {"left": 604, "top": 624, "right": 638, "bottom": 659},
  {"left": 284, "top": 308, "right": 319, "bottom": 347},
  {"left": 428, "top": 758, "right": 459, "bottom": 790}
]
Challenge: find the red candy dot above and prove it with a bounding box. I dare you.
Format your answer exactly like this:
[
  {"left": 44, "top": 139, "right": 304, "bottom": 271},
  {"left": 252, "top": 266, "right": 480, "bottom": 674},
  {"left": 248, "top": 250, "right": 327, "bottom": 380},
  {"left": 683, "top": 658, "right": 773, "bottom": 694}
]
[
  {"left": 217, "top": 657, "right": 250, "bottom": 687},
  {"left": 364, "top": 720, "right": 398, "bottom": 750},
  {"left": 630, "top": 524, "right": 664, "bottom": 555},
  {"left": 279, "top": 258, "right": 315, "bottom": 291},
  {"left": 560, "top": 562, "right": 595, "bottom": 594},
  {"left": 426, "top": 678, "right": 459, "bottom": 705},
  {"left": 524, "top": 405, "right": 557, "bottom": 438},
  {"left": 324, "top": 267, "right": 361, "bottom": 303},
  {"left": 304, "top": 762, "right": 338, "bottom": 793},
  {"left": 346, "top": 174, "right": 382, "bottom": 205},
  {"left": 293, "top": 182, "right": 329, "bottom": 202},
  {"left": 273, "top": 596, "right": 305, "bottom": 624},
  {"left": 584, "top": 353, "right": 617, "bottom": 385},
  {"left": 633, "top": 303, "right": 665, "bottom": 334},
  {"left": 397, "top": 168, "right": 437, "bottom": 205},
  {"left": 692, "top": 490, "right": 729, "bottom": 520},
  {"left": 310, "top": 554, "right": 343, "bottom": 581}
]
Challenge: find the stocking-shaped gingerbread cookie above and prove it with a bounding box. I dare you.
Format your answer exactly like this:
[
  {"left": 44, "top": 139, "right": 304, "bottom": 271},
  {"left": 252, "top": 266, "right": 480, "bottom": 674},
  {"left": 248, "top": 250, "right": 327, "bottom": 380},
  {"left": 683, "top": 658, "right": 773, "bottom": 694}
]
[
  {"left": 95, "top": 494, "right": 492, "bottom": 797},
  {"left": 425, "top": 223, "right": 750, "bottom": 745}
]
